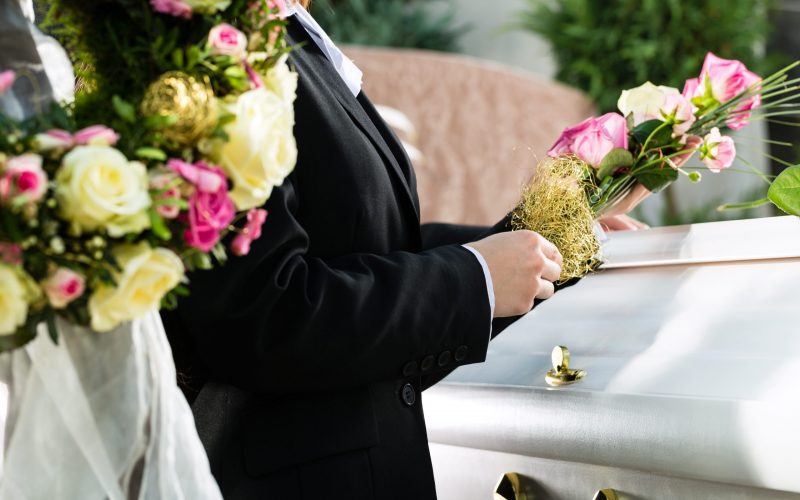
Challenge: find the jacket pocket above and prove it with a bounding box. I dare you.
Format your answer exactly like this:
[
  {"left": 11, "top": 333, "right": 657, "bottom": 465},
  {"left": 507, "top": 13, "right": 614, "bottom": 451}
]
[{"left": 241, "top": 385, "right": 380, "bottom": 477}]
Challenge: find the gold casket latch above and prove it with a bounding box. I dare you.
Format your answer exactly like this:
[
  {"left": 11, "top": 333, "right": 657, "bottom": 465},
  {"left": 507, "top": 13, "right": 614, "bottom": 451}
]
[{"left": 545, "top": 345, "right": 586, "bottom": 387}]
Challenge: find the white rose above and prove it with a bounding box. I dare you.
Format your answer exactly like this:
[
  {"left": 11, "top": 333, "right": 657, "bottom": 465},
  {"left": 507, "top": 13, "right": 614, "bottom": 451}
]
[
  {"left": 218, "top": 61, "right": 298, "bottom": 210},
  {"left": 185, "top": 0, "right": 230, "bottom": 14},
  {"left": 617, "top": 82, "right": 681, "bottom": 126},
  {"left": 56, "top": 146, "right": 151, "bottom": 237},
  {"left": 0, "top": 265, "right": 40, "bottom": 335},
  {"left": 89, "top": 243, "right": 184, "bottom": 332},
  {"left": 262, "top": 56, "right": 299, "bottom": 105}
]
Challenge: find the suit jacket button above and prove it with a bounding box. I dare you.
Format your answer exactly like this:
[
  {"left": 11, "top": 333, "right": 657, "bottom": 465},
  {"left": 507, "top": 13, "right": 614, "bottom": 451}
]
[
  {"left": 421, "top": 355, "right": 435, "bottom": 372},
  {"left": 437, "top": 350, "right": 452, "bottom": 367},
  {"left": 402, "top": 361, "right": 418, "bottom": 377},
  {"left": 401, "top": 383, "right": 416, "bottom": 406},
  {"left": 455, "top": 345, "right": 468, "bottom": 362}
]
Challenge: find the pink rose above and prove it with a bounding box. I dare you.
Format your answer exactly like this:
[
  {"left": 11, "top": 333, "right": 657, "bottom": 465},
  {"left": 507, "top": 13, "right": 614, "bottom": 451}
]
[
  {"left": 268, "top": 0, "right": 288, "bottom": 17},
  {"left": 700, "top": 128, "right": 736, "bottom": 173},
  {"left": 660, "top": 93, "right": 696, "bottom": 136},
  {"left": 42, "top": 268, "right": 85, "bottom": 309},
  {"left": 726, "top": 70, "right": 762, "bottom": 131},
  {"left": 0, "top": 70, "right": 15, "bottom": 94},
  {"left": 0, "top": 154, "right": 48, "bottom": 204},
  {"left": 682, "top": 77, "right": 701, "bottom": 100},
  {"left": 0, "top": 242, "right": 22, "bottom": 266},
  {"left": 34, "top": 129, "right": 74, "bottom": 151},
  {"left": 548, "top": 117, "right": 592, "bottom": 157},
  {"left": 150, "top": 172, "right": 182, "bottom": 219},
  {"left": 167, "top": 159, "right": 224, "bottom": 193},
  {"left": 150, "top": 0, "right": 192, "bottom": 18},
  {"left": 74, "top": 125, "right": 120, "bottom": 146},
  {"left": 548, "top": 113, "right": 628, "bottom": 168},
  {"left": 182, "top": 165, "right": 235, "bottom": 252},
  {"left": 700, "top": 52, "right": 761, "bottom": 104},
  {"left": 208, "top": 24, "right": 248, "bottom": 59},
  {"left": 231, "top": 208, "right": 268, "bottom": 256}
]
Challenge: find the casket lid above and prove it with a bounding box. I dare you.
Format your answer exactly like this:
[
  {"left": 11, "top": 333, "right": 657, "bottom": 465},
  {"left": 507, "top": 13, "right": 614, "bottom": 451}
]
[{"left": 426, "top": 216, "right": 800, "bottom": 494}]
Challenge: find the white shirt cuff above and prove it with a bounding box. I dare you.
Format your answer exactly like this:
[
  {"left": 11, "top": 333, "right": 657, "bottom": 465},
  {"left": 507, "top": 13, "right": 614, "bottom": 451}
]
[{"left": 462, "top": 245, "right": 495, "bottom": 337}]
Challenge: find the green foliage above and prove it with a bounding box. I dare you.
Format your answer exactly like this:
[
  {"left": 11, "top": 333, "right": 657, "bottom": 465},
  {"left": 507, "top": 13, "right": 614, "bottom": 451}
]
[
  {"left": 517, "top": 0, "right": 780, "bottom": 113},
  {"left": 42, "top": 0, "right": 290, "bottom": 136},
  {"left": 634, "top": 165, "right": 679, "bottom": 193},
  {"left": 768, "top": 164, "right": 800, "bottom": 215},
  {"left": 597, "top": 148, "right": 632, "bottom": 179},
  {"left": 311, "top": 0, "right": 467, "bottom": 52}
]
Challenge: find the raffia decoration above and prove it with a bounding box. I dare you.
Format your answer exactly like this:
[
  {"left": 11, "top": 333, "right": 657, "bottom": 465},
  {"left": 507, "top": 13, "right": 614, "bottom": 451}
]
[
  {"left": 140, "top": 71, "right": 218, "bottom": 146},
  {"left": 511, "top": 156, "right": 601, "bottom": 283}
]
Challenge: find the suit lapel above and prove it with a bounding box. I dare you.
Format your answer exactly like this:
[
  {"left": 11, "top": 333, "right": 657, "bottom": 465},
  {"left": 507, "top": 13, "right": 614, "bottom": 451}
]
[{"left": 286, "top": 19, "right": 421, "bottom": 223}]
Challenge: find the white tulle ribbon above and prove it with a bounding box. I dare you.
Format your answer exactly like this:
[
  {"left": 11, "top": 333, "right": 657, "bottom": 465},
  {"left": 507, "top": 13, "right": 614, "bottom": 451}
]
[{"left": 0, "top": 311, "right": 221, "bottom": 500}]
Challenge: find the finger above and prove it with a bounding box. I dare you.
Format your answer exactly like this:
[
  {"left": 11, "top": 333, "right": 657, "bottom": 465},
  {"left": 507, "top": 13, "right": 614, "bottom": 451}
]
[
  {"left": 536, "top": 234, "right": 560, "bottom": 260},
  {"left": 625, "top": 215, "right": 649, "bottom": 230},
  {"left": 540, "top": 257, "right": 562, "bottom": 283},
  {"left": 553, "top": 250, "right": 563, "bottom": 266},
  {"left": 535, "top": 278, "right": 555, "bottom": 300},
  {"left": 600, "top": 214, "right": 638, "bottom": 232}
]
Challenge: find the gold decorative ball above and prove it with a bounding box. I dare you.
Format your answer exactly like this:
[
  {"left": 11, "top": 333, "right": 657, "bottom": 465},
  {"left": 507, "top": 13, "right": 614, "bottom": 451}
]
[{"left": 140, "top": 71, "right": 218, "bottom": 146}]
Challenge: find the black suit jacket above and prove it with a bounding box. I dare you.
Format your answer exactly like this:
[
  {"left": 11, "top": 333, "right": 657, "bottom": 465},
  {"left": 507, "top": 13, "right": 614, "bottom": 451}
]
[{"left": 163, "top": 18, "right": 514, "bottom": 499}]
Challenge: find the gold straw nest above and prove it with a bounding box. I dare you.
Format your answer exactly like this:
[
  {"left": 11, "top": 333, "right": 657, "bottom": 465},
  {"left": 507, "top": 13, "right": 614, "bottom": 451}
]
[{"left": 511, "top": 156, "right": 601, "bottom": 283}]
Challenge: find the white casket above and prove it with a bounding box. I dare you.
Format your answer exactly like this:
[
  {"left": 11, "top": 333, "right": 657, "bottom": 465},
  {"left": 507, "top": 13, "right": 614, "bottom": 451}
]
[{"left": 425, "top": 216, "right": 800, "bottom": 500}]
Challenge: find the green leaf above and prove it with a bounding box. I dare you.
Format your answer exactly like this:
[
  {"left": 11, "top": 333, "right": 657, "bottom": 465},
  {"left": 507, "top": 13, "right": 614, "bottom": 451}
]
[
  {"left": 768, "top": 165, "right": 800, "bottom": 215},
  {"left": 112, "top": 95, "right": 137, "bottom": 124},
  {"left": 46, "top": 309, "right": 59, "bottom": 344},
  {"left": 144, "top": 114, "right": 179, "bottom": 130},
  {"left": 223, "top": 65, "right": 248, "bottom": 80},
  {"left": 634, "top": 166, "right": 679, "bottom": 193},
  {"left": 158, "top": 197, "right": 189, "bottom": 209},
  {"left": 148, "top": 209, "right": 172, "bottom": 241},
  {"left": 135, "top": 147, "right": 167, "bottom": 161},
  {"left": 192, "top": 252, "right": 213, "bottom": 270},
  {"left": 597, "top": 148, "right": 634, "bottom": 179},
  {"left": 186, "top": 46, "right": 203, "bottom": 69},
  {"left": 171, "top": 48, "right": 185, "bottom": 69},
  {"left": 217, "top": 113, "right": 236, "bottom": 127},
  {"left": 631, "top": 119, "right": 673, "bottom": 148}
]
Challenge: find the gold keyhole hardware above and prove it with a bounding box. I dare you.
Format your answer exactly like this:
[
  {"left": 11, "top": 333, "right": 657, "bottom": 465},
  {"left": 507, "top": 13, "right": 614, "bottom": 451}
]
[{"left": 545, "top": 345, "right": 586, "bottom": 386}]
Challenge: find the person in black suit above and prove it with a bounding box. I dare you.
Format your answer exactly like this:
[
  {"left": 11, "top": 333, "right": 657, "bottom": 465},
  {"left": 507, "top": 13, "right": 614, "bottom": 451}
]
[{"left": 163, "top": 2, "right": 569, "bottom": 498}]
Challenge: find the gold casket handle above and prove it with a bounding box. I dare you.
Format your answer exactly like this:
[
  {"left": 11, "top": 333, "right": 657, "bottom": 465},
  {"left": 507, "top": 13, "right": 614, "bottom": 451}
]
[
  {"left": 494, "top": 472, "right": 531, "bottom": 500},
  {"left": 593, "top": 488, "right": 620, "bottom": 500}
]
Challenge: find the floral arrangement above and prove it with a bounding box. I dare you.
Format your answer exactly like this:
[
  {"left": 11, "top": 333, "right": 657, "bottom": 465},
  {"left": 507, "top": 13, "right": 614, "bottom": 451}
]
[
  {"left": 0, "top": 0, "right": 297, "bottom": 349},
  {"left": 514, "top": 53, "right": 800, "bottom": 281}
]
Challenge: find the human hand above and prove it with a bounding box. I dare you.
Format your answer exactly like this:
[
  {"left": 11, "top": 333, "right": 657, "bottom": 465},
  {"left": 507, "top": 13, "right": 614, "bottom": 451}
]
[
  {"left": 598, "top": 214, "right": 649, "bottom": 232},
  {"left": 466, "top": 231, "right": 563, "bottom": 318}
]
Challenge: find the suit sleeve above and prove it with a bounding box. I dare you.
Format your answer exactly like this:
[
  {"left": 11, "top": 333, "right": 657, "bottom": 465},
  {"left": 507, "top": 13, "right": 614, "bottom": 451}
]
[
  {"left": 420, "top": 216, "right": 513, "bottom": 250},
  {"left": 173, "top": 177, "right": 493, "bottom": 395}
]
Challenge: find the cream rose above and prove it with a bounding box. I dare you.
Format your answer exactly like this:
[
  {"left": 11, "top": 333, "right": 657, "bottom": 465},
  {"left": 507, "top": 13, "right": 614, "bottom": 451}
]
[
  {"left": 89, "top": 243, "right": 184, "bottom": 332},
  {"left": 0, "top": 265, "right": 40, "bottom": 335},
  {"left": 56, "top": 146, "right": 151, "bottom": 237},
  {"left": 218, "top": 61, "right": 298, "bottom": 210},
  {"left": 618, "top": 82, "right": 681, "bottom": 125}
]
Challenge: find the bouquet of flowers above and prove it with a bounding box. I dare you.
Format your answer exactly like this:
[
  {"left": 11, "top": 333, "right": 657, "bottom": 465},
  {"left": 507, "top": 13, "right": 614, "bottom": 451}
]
[
  {"left": 0, "top": 0, "right": 297, "bottom": 349},
  {"left": 513, "top": 53, "right": 800, "bottom": 281}
]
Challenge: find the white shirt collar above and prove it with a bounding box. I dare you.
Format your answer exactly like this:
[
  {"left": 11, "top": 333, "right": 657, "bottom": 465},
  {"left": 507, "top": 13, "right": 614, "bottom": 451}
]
[{"left": 286, "top": 3, "right": 363, "bottom": 97}]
